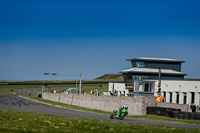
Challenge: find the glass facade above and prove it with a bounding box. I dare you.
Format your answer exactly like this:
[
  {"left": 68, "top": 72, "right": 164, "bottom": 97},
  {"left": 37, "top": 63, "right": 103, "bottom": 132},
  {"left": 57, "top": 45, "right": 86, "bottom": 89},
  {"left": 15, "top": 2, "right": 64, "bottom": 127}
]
[
  {"left": 124, "top": 75, "right": 148, "bottom": 82},
  {"left": 131, "top": 61, "right": 181, "bottom": 72},
  {"left": 132, "top": 61, "right": 147, "bottom": 68},
  {"left": 134, "top": 81, "right": 155, "bottom": 93}
]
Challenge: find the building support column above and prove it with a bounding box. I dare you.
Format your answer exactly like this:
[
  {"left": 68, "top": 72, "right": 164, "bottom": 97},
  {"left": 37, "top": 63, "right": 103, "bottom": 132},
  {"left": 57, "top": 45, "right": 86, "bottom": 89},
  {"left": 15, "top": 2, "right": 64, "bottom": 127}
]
[
  {"left": 172, "top": 91, "right": 176, "bottom": 103},
  {"left": 179, "top": 92, "right": 183, "bottom": 104},
  {"left": 166, "top": 91, "right": 170, "bottom": 103},
  {"left": 187, "top": 92, "right": 191, "bottom": 105},
  {"left": 195, "top": 92, "right": 200, "bottom": 106}
]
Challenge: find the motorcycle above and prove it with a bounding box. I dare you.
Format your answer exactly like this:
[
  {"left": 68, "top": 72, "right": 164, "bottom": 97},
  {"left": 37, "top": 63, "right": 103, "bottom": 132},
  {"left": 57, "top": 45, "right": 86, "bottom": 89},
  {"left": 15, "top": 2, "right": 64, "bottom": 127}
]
[{"left": 110, "top": 108, "right": 128, "bottom": 120}]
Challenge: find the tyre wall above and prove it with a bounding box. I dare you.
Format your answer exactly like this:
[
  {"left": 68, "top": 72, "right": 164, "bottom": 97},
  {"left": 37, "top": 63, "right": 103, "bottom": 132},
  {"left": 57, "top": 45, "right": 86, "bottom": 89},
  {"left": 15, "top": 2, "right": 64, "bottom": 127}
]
[
  {"left": 157, "top": 102, "right": 188, "bottom": 112},
  {"left": 146, "top": 106, "right": 200, "bottom": 120}
]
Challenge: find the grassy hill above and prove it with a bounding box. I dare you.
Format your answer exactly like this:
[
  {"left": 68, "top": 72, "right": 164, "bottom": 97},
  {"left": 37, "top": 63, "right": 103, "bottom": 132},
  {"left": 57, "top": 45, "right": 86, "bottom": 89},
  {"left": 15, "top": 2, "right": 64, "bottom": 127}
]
[
  {"left": 93, "top": 74, "right": 200, "bottom": 82},
  {"left": 184, "top": 78, "right": 200, "bottom": 81},
  {"left": 93, "top": 74, "right": 124, "bottom": 82}
]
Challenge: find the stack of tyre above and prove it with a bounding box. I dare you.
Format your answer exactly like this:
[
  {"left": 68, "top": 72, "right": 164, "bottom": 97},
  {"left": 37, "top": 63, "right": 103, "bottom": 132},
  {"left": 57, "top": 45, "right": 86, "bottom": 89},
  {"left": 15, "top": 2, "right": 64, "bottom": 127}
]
[{"left": 146, "top": 107, "right": 200, "bottom": 120}]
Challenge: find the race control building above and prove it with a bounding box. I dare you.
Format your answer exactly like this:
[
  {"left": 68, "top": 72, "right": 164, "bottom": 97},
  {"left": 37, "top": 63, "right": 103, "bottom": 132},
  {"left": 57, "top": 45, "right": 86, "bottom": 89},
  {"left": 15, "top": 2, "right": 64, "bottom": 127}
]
[{"left": 108, "top": 57, "right": 200, "bottom": 107}]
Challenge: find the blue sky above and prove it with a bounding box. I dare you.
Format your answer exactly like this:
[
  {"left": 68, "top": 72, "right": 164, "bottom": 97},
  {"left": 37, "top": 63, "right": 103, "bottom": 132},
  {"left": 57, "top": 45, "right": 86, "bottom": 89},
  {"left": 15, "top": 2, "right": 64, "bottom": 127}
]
[{"left": 0, "top": 0, "right": 200, "bottom": 81}]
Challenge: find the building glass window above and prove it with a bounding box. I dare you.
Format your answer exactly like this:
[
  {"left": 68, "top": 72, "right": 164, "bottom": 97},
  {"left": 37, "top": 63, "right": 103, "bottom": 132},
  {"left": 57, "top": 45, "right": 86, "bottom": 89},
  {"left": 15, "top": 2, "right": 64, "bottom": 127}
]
[
  {"left": 191, "top": 92, "right": 195, "bottom": 104},
  {"left": 144, "top": 82, "right": 149, "bottom": 92},
  {"left": 132, "top": 61, "right": 137, "bottom": 67},
  {"left": 149, "top": 82, "right": 154, "bottom": 92},
  {"left": 124, "top": 75, "right": 132, "bottom": 81},
  {"left": 169, "top": 92, "right": 172, "bottom": 103},
  {"left": 132, "top": 61, "right": 145, "bottom": 68},
  {"left": 136, "top": 62, "right": 145, "bottom": 68},
  {"left": 176, "top": 92, "right": 179, "bottom": 104},
  {"left": 163, "top": 91, "right": 166, "bottom": 102},
  {"left": 131, "top": 76, "right": 145, "bottom": 81}
]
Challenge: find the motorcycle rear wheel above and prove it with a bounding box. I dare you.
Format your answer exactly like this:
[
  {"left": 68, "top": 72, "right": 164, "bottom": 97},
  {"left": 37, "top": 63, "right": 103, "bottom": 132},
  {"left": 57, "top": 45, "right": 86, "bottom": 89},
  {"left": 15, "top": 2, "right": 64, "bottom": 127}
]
[{"left": 110, "top": 114, "right": 114, "bottom": 119}]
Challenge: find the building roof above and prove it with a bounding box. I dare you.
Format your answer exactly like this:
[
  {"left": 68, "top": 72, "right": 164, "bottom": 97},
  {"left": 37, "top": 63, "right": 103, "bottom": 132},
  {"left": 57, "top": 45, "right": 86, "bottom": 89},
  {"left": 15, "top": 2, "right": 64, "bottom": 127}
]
[
  {"left": 126, "top": 57, "right": 185, "bottom": 63},
  {"left": 119, "top": 68, "right": 187, "bottom": 76}
]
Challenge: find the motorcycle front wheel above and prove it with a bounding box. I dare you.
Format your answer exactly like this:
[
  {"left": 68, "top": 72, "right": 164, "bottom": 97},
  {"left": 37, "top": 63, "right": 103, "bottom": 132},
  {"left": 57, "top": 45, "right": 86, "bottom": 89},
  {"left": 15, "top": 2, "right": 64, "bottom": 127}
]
[{"left": 119, "top": 114, "right": 126, "bottom": 120}]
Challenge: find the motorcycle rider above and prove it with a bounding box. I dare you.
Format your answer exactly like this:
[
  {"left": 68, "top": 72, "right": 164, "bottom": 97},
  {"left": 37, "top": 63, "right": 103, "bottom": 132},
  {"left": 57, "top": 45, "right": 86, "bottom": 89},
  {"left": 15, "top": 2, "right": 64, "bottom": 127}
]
[
  {"left": 119, "top": 105, "right": 128, "bottom": 117},
  {"left": 110, "top": 105, "right": 128, "bottom": 120}
]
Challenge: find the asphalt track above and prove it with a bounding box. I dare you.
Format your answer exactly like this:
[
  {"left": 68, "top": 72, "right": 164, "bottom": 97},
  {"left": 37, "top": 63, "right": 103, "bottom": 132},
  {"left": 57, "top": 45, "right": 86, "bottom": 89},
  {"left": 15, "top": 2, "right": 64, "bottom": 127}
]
[{"left": 0, "top": 96, "right": 200, "bottom": 129}]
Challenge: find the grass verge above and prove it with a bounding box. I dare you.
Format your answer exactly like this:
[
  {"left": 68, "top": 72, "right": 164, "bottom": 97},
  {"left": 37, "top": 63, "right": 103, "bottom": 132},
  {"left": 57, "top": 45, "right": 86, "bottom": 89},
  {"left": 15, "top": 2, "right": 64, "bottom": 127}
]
[
  {"left": 0, "top": 110, "right": 200, "bottom": 133},
  {"left": 129, "top": 115, "right": 200, "bottom": 125}
]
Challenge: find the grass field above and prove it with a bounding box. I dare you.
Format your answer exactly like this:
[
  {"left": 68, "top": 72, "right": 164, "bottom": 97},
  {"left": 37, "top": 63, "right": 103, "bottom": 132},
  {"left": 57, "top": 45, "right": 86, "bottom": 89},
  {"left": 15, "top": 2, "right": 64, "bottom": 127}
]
[
  {"left": 0, "top": 82, "right": 108, "bottom": 95},
  {"left": 0, "top": 85, "right": 42, "bottom": 90},
  {"left": 0, "top": 110, "right": 200, "bottom": 133},
  {"left": 129, "top": 114, "right": 200, "bottom": 125}
]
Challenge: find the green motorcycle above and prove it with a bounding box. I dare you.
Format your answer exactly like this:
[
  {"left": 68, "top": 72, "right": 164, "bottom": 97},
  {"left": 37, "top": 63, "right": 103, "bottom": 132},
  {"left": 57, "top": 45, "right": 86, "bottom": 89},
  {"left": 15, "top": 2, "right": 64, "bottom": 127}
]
[{"left": 110, "top": 108, "right": 128, "bottom": 120}]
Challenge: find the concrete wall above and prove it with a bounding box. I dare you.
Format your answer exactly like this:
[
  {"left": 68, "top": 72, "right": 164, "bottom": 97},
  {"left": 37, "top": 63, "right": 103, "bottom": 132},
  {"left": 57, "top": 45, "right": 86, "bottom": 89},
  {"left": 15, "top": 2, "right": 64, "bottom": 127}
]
[
  {"left": 42, "top": 92, "right": 156, "bottom": 115},
  {"left": 109, "top": 80, "right": 200, "bottom": 107}
]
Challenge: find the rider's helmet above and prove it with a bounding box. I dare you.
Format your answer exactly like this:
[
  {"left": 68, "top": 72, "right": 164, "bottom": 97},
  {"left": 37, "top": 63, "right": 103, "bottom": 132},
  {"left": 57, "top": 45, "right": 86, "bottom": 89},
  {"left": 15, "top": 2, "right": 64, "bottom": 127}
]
[{"left": 124, "top": 105, "right": 128, "bottom": 110}]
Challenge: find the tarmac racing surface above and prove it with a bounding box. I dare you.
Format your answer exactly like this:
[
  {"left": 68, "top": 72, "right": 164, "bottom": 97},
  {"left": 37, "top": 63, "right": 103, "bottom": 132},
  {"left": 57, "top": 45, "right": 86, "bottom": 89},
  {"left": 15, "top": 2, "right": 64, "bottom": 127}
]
[{"left": 0, "top": 95, "right": 200, "bottom": 129}]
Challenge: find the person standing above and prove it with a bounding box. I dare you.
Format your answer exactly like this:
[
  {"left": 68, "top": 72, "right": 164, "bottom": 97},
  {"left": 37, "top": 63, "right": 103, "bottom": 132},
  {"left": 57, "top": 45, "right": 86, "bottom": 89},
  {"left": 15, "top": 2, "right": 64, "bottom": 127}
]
[
  {"left": 155, "top": 93, "right": 163, "bottom": 103},
  {"left": 90, "top": 90, "right": 93, "bottom": 95}
]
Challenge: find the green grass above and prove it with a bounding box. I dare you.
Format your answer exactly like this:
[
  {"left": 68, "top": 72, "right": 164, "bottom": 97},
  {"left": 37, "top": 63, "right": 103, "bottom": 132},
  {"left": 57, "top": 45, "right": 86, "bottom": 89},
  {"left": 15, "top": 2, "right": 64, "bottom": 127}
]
[
  {"left": 0, "top": 85, "right": 42, "bottom": 90},
  {"left": 0, "top": 92, "right": 15, "bottom": 96},
  {"left": 129, "top": 115, "right": 200, "bottom": 125},
  {"left": 0, "top": 110, "right": 199, "bottom": 133},
  {"left": 0, "top": 83, "right": 108, "bottom": 95},
  {"left": 25, "top": 95, "right": 200, "bottom": 125},
  {"left": 93, "top": 74, "right": 124, "bottom": 81}
]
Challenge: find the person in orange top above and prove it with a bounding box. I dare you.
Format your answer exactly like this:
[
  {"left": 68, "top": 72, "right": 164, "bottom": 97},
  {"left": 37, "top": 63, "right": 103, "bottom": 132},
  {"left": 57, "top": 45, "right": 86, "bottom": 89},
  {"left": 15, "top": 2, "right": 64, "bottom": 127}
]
[{"left": 155, "top": 93, "right": 163, "bottom": 103}]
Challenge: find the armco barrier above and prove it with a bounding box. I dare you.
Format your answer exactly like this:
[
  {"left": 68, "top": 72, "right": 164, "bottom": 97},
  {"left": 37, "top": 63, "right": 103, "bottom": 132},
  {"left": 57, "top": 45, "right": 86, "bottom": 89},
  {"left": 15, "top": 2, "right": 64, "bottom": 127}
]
[{"left": 42, "top": 92, "right": 156, "bottom": 115}]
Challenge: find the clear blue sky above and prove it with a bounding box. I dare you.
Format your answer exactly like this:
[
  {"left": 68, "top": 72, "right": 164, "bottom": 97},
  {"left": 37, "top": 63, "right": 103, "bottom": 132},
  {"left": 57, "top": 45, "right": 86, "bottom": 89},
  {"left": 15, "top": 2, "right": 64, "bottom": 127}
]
[{"left": 0, "top": 0, "right": 200, "bottom": 81}]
